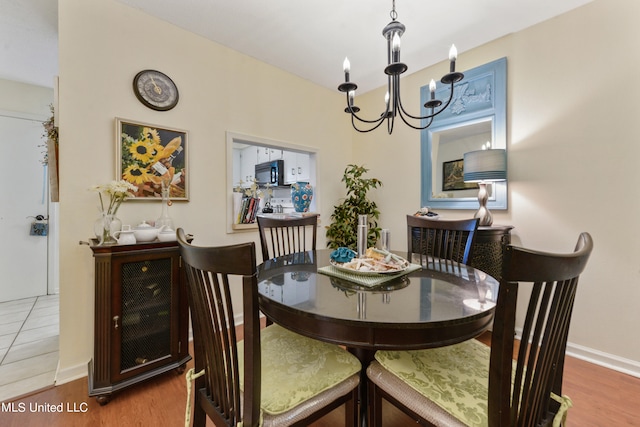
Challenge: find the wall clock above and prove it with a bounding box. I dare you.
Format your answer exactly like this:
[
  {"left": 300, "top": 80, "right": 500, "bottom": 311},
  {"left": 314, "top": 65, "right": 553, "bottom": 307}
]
[{"left": 133, "top": 70, "right": 179, "bottom": 111}]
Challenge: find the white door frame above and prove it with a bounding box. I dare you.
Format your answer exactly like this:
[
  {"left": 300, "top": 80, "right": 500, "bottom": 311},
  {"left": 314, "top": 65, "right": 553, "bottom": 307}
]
[
  {"left": 47, "top": 199, "right": 59, "bottom": 295},
  {"left": 0, "top": 109, "right": 59, "bottom": 297}
]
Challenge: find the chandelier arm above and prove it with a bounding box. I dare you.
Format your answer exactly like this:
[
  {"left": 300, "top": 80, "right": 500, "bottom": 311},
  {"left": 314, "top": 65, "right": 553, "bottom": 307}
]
[
  {"left": 351, "top": 114, "right": 388, "bottom": 133},
  {"left": 396, "top": 81, "right": 457, "bottom": 121},
  {"left": 396, "top": 107, "right": 435, "bottom": 130},
  {"left": 394, "top": 75, "right": 432, "bottom": 123},
  {"left": 348, "top": 108, "right": 387, "bottom": 125},
  {"left": 344, "top": 92, "right": 391, "bottom": 125},
  {"left": 387, "top": 113, "right": 395, "bottom": 134},
  {"left": 426, "top": 82, "right": 457, "bottom": 117},
  {"left": 393, "top": 74, "right": 439, "bottom": 130}
]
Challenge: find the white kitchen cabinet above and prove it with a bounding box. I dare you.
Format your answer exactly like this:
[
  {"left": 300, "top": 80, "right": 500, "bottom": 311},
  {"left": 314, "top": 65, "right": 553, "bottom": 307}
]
[
  {"left": 256, "top": 147, "right": 269, "bottom": 164},
  {"left": 284, "top": 151, "right": 310, "bottom": 184},
  {"left": 257, "top": 147, "right": 283, "bottom": 164},
  {"left": 283, "top": 151, "right": 296, "bottom": 183},
  {"left": 269, "top": 148, "right": 283, "bottom": 160},
  {"left": 232, "top": 148, "right": 242, "bottom": 188},
  {"left": 240, "top": 145, "right": 258, "bottom": 185},
  {"left": 296, "top": 153, "right": 310, "bottom": 182}
]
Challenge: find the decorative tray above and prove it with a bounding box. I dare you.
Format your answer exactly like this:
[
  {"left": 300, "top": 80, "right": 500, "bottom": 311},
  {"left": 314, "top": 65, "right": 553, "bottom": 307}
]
[{"left": 329, "top": 247, "right": 410, "bottom": 276}]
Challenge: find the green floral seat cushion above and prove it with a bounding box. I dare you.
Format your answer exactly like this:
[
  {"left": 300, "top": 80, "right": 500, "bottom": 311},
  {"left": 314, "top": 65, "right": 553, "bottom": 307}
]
[
  {"left": 238, "top": 324, "right": 361, "bottom": 415},
  {"left": 374, "top": 339, "right": 571, "bottom": 427},
  {"left": 375, "top": 339, "right": 491, "bottom": 427}
]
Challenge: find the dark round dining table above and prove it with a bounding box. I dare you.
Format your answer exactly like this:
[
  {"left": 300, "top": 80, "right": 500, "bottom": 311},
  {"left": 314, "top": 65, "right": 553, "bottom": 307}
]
[
  {"left": 258, "top": 249, "right": 498, "bottom": 353},
  {"left": 257, "top": 249, "right": 499, "bottom": 425}
]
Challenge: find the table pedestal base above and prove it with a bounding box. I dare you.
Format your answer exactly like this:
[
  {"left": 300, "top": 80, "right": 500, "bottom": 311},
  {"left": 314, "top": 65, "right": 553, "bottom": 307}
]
[{"left": 348, "top": 347, "right": 376, "bottom": 427}]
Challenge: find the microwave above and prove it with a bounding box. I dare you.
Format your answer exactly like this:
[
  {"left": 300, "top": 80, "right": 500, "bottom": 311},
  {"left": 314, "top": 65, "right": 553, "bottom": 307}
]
[{"left": 255, "top": 159, "right": 285, "bottom": 186}]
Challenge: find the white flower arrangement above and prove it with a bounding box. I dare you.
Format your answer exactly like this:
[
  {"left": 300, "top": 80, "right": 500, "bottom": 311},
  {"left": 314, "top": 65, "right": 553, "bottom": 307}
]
[{"left": 90, "top": 180, "right": 138, "bottom": 216}]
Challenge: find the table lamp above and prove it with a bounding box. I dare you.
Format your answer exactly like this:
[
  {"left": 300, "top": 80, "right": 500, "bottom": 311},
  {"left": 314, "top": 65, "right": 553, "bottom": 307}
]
[{"left": 463, "top": 149, "right": 507, "bottom": 226}]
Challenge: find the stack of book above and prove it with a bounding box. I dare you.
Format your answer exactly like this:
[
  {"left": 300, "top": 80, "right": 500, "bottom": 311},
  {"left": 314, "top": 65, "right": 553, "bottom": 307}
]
[{"left": 236, "top": 197, "right": 261, "bottom": 224}]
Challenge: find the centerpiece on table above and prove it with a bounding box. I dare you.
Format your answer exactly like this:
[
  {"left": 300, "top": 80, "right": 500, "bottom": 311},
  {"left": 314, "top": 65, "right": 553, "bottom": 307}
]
[{"left": 90, "top": 180, "right": 137, "bottom": 244}]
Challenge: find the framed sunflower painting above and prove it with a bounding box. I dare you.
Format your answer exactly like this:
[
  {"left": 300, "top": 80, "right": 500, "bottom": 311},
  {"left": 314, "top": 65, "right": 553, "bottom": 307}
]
[{"left": 116, "top": 118, "right": 188, "bottom": 200}]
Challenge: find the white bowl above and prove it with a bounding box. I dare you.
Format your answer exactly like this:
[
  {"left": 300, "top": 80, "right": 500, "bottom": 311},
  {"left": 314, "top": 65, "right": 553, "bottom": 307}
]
[
  {"left": 158, "top": 231, "right": 176, "bottom": 242},
  {"left": 133, "top": 221, "right": 158, "bottom": 242},
  {"left": 157, "top": 225, "right": 176, "bottom": 242}
]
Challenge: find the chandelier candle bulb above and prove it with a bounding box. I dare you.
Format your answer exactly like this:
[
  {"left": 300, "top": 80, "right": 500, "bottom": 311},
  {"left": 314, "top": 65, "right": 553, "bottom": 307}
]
[
  {"left": 429, "top": 79, "right": 436, "bottom": 99},
  {"left": 392, "top": 33, "right": 401, "bottom": 62},
  {"left": 343, "top": 57, "right": 350, "bottom": 81},
  {"left": 449, "top": 44, "right": 457, "bottom": 72}
]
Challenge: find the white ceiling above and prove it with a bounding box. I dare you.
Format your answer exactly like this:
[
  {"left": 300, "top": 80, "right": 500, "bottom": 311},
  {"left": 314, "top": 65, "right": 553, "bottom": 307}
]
[{"left": 1, "top": 0, "right": 594, "bottom": 92}]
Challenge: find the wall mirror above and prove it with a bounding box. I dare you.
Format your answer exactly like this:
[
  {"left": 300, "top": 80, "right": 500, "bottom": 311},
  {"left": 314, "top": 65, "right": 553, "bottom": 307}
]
[{"left": 421, "top": 57, "right": 507, "bottom": 210}]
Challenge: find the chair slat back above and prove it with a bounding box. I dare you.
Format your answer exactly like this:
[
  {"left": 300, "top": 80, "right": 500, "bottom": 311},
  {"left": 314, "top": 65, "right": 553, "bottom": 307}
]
[
  {"left": 406, "top": 215, "right": 479, "bottom": 265},
  {"left": 489, "top": 233, "right": 593, "bottom": 427},
  {"left": 257, "top": 215, "right": 317, "bottom": 262},
  {"left": 177, "top": 229, "right": 260, "bottom": 427}
]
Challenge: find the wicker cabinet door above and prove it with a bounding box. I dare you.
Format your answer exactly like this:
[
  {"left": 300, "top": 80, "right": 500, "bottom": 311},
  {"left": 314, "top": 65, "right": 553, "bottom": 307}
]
[
  {"left": 470, "top": 225, "right": 513, "bottom": 280},
  {"left": 111, "top": 254, "right": 177, "bottom": 382}
]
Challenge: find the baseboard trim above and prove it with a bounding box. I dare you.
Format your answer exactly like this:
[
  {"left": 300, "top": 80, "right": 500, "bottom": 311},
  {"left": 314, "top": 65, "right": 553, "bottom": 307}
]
[
  {"left": 566, "top": 342, "right": 640, "bottom": 379},
  {"left": 515, "top": 328, "right": 640, "bottom": 379},
  {"left": 55, "top": 361, "right": 89, "bottom": 385}
]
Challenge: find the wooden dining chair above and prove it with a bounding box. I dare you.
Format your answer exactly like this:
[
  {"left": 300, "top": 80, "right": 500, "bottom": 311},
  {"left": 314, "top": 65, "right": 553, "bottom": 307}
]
[
  {"left": 257, "top": 215, "right": 317, "bottom": 262},
  {"left": 177, "top": 229, "right": 360, "bottom": 427},
  {"left": 367, "top": 232, "right": 593, "bottom": 427},
  {"left": 406, "top": 215, "right": 479, "bottom": 265}
]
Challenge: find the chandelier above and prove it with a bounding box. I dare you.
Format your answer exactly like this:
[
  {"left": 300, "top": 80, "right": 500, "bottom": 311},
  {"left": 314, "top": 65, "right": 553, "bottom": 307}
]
[{"left": 338, "top": 0, "right": 464, "bottom": 134}]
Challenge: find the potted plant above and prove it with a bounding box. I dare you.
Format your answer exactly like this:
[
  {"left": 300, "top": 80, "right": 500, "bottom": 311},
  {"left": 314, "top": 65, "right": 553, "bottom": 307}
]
[{"left": 326, "top": 164, "right": 382, "bottom": 249}]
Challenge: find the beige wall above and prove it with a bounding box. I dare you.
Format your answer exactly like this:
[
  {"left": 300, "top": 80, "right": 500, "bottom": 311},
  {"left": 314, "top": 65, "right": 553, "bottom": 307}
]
[
  {"left": 354, "top": 0, "right": 640, "bottom": 370},
  {"left": 56, "top": 0, "right": 353, "bottom": 381},
  {"left": 0, "top": 79, "right": 52, "bottom": 117},
  {"left": 56, "top": 0, "right": 640, "bottom": 382}
]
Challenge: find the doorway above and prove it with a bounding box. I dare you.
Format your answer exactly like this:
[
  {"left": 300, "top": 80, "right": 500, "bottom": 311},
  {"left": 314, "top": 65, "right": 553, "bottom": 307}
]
[
  {"left": 0, "top": 111, "right": 58, "bottom": 401},
  {"left": 0, "top": 114, "right": 51, "bottom": 302}
]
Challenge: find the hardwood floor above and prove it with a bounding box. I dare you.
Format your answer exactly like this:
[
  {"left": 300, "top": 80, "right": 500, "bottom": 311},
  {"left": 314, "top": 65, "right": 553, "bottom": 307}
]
[{"left": 2, "top": 333, "right": 639, "bottom": 426}]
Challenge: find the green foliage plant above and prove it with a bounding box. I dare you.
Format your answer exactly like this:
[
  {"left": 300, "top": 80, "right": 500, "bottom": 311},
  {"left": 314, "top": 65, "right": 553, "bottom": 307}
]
[{"left": 326, "top": 164, "right": 383, "bottom": 250}]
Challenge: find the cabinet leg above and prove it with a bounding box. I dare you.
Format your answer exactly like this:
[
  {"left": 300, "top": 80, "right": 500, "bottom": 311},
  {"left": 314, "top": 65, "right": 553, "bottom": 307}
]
[{"left": 95, "top": 394, "right": 111, "bottom": 405}]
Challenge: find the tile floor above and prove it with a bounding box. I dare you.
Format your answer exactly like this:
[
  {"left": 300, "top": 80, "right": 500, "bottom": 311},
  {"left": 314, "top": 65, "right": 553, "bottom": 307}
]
[{"left": 0, "top": 295, "right": 59, "bottom": 402}]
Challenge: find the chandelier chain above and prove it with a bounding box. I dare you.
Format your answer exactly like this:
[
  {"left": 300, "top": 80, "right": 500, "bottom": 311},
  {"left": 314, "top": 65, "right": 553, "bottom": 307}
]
[{"left": 390, "top": 0, "right": 398, "bottom": 20}]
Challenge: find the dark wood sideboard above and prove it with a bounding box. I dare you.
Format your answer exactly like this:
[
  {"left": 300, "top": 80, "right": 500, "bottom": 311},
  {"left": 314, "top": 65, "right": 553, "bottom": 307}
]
[{"left": 87, "top": 240, "right": 191, "bottom": 404}]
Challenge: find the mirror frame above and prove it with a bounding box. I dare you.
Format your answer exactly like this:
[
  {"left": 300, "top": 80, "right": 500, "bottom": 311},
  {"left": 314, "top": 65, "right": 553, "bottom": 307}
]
[{"left": 420, "top": 57, "right": 507, "bottom": 210}]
